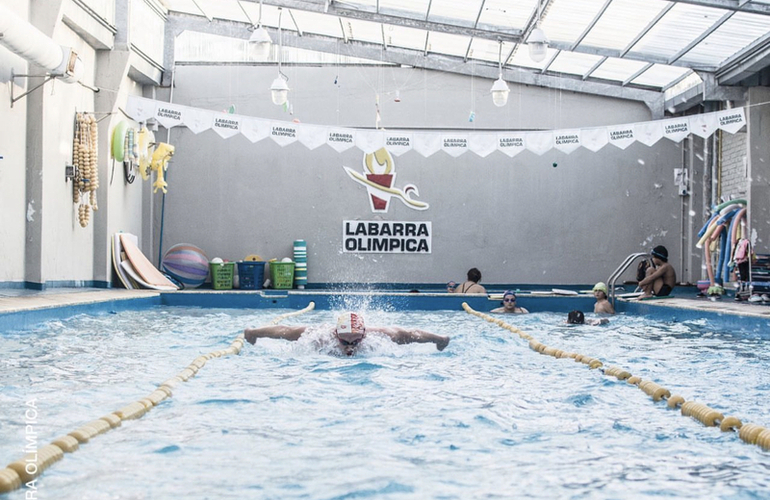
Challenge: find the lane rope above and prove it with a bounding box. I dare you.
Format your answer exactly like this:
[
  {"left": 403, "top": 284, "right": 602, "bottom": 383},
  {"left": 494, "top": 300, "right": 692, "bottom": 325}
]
[
  {"left": 461, "top": 302, "right": 769, "bottom": 451},
  {"left": 0, "top": 302, "right": 316, "bottom": 493}
]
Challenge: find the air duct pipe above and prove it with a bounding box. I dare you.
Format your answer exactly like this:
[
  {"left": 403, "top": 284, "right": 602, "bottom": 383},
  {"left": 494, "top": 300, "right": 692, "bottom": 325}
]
[{"left": 0, "top": 3, "right": 83, "bottom": 83}]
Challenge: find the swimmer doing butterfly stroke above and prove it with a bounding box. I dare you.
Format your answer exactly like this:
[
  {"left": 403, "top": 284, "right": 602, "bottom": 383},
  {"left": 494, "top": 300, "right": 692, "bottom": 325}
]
[{"left": 244, "top": 312, "right": 450, "bottom": 357}]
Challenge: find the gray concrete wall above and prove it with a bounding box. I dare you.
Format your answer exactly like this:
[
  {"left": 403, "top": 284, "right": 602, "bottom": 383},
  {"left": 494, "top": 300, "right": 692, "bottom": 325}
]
[{"left": 153, "top": 65, "right": 689, "bottom": 286}]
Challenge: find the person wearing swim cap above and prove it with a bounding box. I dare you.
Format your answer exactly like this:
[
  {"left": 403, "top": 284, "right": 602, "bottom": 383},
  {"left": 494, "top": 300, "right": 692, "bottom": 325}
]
[
  {"left": 592, "top": 282, "right": 615, "bottom": 314},
  {"left": 491, "top": 290, "right": 529, "bottom": 314},
  {"left": 638, "top": 245, "right": 676, "bottom": 299},
  {"left": 244, "top": 312, "right": 450, "bottom": 356}
]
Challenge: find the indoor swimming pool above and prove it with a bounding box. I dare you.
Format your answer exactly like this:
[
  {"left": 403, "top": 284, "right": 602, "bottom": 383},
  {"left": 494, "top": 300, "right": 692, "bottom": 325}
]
[{"left": 1, "top": 304, "right": 769, "bottom": 499}]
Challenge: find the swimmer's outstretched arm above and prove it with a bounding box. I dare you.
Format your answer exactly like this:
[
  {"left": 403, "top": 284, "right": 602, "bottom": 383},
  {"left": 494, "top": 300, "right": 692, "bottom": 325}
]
[
  {"left": 244, "top": 325, "right": 307, "bottom": 345},
  {"left": 373, "top": 326, "right": 450, "bottom": 351}
]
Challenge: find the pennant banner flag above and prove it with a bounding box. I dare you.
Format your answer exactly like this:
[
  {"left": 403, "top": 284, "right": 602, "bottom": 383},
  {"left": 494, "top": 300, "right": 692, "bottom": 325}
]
[{"left": 124, "top": 95, "right": 749, "bottom": 158}]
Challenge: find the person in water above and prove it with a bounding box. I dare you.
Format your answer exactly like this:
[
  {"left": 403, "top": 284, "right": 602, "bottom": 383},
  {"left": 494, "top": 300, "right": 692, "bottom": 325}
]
[
  {"left": 244, "top": 312, "right": 450, "bottom": 357},
  {"left": 449, "top": 268, "right": 486, "bottom": 294},
  {"left": 491, "top": 290, "right": 529, "bottom": 314},
  {"left": 566, "top": 310, "right": 609, "bottom": 326},
  {"left": 638, "top": 245, "right": 676, "bottom": 299},
  {"left": 592, "top": 282, "right": 615, "bottom": 314}
]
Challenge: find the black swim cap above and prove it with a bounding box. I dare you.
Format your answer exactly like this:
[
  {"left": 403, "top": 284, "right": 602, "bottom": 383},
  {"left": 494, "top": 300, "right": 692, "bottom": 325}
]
[
  {"left": 567, "top": 310, "right": 585, "bottom": 324},
  {"left": 651, "top": 245, "right": 668, "bottom": 262}
]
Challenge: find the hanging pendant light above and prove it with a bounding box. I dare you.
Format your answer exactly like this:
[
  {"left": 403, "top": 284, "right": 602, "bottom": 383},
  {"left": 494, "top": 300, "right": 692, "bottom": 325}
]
[
  {"left": 247, "top": 0, "right": 272, "bottom": 58},
  {"left": 270, "top": 8, "right": 289, "bottom": 106},
  {"left": 527, "top": 0, "right": 549, "bottom": 63},
  {"left": 491, "top": 40, "right": 509, "bottom": 107}
]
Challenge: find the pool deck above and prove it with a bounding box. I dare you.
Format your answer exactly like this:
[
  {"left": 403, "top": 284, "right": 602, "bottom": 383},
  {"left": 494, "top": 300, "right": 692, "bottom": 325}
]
[{"left": 2, "top": 288, "right": 770, "bottom": 319}]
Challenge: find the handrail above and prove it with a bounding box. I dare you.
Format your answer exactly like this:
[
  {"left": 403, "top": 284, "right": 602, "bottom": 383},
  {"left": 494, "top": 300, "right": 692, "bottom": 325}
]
[{"left": 608, "top": 252, "right": 650, "bottom": 306}]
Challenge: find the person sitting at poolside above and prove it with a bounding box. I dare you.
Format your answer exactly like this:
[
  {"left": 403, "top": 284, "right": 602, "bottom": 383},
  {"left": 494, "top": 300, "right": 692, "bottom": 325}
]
[
  {"left": 491, "top": 290, "right": 529, "bottom": 314},
  {"left": 449, "top": 268, "right": 486, "bottom": 294},
  {"left": 592, "top": 282, "right": 615, "bottom": 314},
  {"left": 566, "top": 310, "right": 609, "bottom": 326},
  {"left": 244, "top": 312, "right": 450, "bottom": 357},
  {"left": 638, "top": 245, "right": 676, "bottom": 299}
]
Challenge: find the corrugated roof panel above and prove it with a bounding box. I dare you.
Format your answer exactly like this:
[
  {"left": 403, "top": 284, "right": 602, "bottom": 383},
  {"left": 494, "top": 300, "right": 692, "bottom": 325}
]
[
  {"left": 384, "top": 24, "right": 428, "bottom": 51},
  {"left": 379, "top": 0, "right": 432, "bottom": 20},
  {"left": 539, "top": 0, "right": 610, "bottom": 45},
  {"left": 629, "top": 63, "right": 690, "bottom": 88},
  {"left": 678, "top": 12, "right": 770, "bottom": 67},
  {"left": 476, "top": 0, "right": 537, "bottom": 31},
  {"left": 631, "top": 3, "right": 726, "bottom": 59},
  {"left": 468, "top": 38, "right": 508, "bottom": 64},
  {"left": 284, "top": 9, "right": 343, "bottom": 38},
  {"left": 579, "top": 0, "right": 670, "bottom": 50},
  {"left": 345, "top": 18, "right": 384, "bottom": 44},
  {"left": 547, "top": 51, "right": 605, "bottom": 76},
  {"left": 425, "top": 31, "right": 472, "bottom": 58},
  {"left": 664, "top": 71, "right": 702, "bottom": 100},
  {"left": 589, "top": 57, "right": 649, "bottom": 82},
  {"left": 508, "top": 45, "right": 560, "bottom": 70},
  {"left": 160, "top": 0, "right": 204, "bottom": 16},
  {"left": 183, "top": 0, "right": 248, "bottom": 22},
  {"left": 428, "top": 0, "right": 485, "bottom": 28}
]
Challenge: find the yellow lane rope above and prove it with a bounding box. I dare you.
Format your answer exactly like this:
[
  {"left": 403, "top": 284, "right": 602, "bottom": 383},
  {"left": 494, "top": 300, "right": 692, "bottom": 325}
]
[
  {"left": 0, "top": 302, "right": 316, "bottom": 493},
  {"left": 461, "top": 302, "right": 770, "bottom": 451}
]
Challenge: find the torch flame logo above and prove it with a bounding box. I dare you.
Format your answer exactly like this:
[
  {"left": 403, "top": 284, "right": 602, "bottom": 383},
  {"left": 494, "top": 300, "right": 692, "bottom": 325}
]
[{"left": 343, "top": 148, "right": 428, "bottom": 212}]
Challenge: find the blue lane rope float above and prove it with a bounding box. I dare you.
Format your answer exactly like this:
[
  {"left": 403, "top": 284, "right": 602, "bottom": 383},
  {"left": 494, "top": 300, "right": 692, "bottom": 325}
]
[
  {"left": 461, "top": 302, "right": 769, "bottom": 452},
  {"left": 0, "top": 302, "right": 316, "bottom": 494}
]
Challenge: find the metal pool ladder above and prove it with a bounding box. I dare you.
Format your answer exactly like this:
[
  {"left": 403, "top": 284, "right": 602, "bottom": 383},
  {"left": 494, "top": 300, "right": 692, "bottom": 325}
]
[{"left": 608, "top": 252, "right": 650, "bottom": 306}]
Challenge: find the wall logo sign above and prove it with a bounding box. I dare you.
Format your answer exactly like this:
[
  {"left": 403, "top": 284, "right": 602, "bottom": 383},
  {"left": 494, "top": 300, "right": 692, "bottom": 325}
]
[
  {"left": 343, "top": 148, "right": 429, "bottom": 212},
  {"left": 343, "top": 220, "right": 432, "bottom": 254}
]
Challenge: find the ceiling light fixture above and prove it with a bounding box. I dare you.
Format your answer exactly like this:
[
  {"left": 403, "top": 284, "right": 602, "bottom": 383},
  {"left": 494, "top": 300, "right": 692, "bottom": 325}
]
[
  {"left": 527, "top": 0, "right": 549, "bottom": 63},
  {"left": 270, "top": 8, "right": 290, "bottom": 106},
  {"left": 248, "top": 0, "right": 272, "bottom": 58},
  {"left": 491, "top": 40, "right": 509, "bottom": 107}
]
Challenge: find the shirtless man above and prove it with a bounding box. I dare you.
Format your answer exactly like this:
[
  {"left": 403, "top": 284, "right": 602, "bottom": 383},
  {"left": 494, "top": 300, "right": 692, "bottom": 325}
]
[
  {"left": 449, "top": 268, "right": 486, "bottom": 294},
  {"left": 244, "top": 312, "right": 450, "bottom": 357},
  {"left": 638, "top": 245, "right": 676, "bottom": 299},
  {"left": 592, "top": 282, "right": 615, "bottom": 314}
]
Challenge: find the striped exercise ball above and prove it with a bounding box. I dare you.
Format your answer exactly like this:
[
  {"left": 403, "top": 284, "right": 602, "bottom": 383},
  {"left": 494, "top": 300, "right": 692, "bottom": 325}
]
[{"left": 161, "top": 244, "right": 209, "bottom": 288}]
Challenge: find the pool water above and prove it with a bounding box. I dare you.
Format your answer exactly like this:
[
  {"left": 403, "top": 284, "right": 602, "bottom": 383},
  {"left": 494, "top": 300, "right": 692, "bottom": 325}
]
[{"left": 1, "top": 306, "right": 769, "bottom": 499}]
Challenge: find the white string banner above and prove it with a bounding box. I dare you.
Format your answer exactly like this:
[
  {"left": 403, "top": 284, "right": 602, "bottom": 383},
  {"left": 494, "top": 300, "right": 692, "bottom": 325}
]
[{"left": 125, "top": 95, "right": 748, "bottom": 157}]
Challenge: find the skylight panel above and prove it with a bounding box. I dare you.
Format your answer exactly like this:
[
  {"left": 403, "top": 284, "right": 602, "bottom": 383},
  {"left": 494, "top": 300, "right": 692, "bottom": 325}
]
[
  {"left": 579, "top": 0, "right": 669, "bottom": 50},
  {"left": 589, "top": 58, "right": 650, "bottom": 82},
  {"left": 345, "top": 18, "right": 384, "bottom": 44},
  {"left": 679, "top": 12, "right": 770, "bottom": 67},
  {"left": 188, "top": 0, "right": 248, "bottom": 23},
  {"left": 539, "top": 0, "right": 610, "bottom": 45},
  {"left": 378, "top": 0, "right": 431, "bottom": 20},
  {"left": 425, "top": 31, "right": 472, "bottom": 58},
  {"left": 428, "top": 0, "right": 484, "bottom": 28},
  {"left": 631, "top": 3, "right": 726, "bottom": 60},
  {"left": 547, "top": 51, "right": 605, "bottom": 76},
  {"left": 476, "top": 0, "right": 537, "bottom": 32},
  {"left": 159, "top": 0, "right": 203, "bottom": 17},
  {"left": 509, "top": 45, "right": 560, "bottom": 71},
  {"left": 467, "top": 38, "right": 507, "bottom": 64},
  {"left": 383, "top": 24, "right": 428, "bottom": 51},
  {"left": 629, "top": 63, "right": 690, "bottom": 88},
  {"left": 286, "top": 9, "right": 345, "bottom": 38}
]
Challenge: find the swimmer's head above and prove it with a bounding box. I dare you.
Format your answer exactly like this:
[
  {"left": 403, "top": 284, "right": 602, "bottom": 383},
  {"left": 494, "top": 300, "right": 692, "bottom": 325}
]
[
  {"left": 502, "top": 290, "right": 517, "bottom": 310},
  {"left": 592, "top": 282, "right": 608, "bottom": 299},
  {"left": 335, "top": 312, "right": 366, "bottom": 356},
  {"left": 567, "top": 310, "right": 585, "bottom": 324},
  {"left": 651, "top": 245, "right": 668, "bottom": 262}
]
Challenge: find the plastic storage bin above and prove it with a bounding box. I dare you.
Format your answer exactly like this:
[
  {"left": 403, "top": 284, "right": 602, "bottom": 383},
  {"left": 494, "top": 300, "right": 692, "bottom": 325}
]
[
  {"left": 237, "top": 261, "right": 265, "bottom": 290},
  {"left": 269, "top": 262, "right": 295, "bottom": 289},
  {"left": 210, "top": 262, "right": 235, "bottom": 290}
]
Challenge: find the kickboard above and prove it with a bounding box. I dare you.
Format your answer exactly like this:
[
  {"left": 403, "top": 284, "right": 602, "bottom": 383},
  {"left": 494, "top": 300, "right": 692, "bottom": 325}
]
[
  {"left": 121, "top": 260, "right": 177, "bottom": 291},
  {"left": 551, "top": 288, "right": 579, "bottom": 296},
  {"left": 119, "top": 233, "right": 179, "bottom": 289},
  {"left": 112, "top": 233, "right": 137, "bottom": 289}
]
